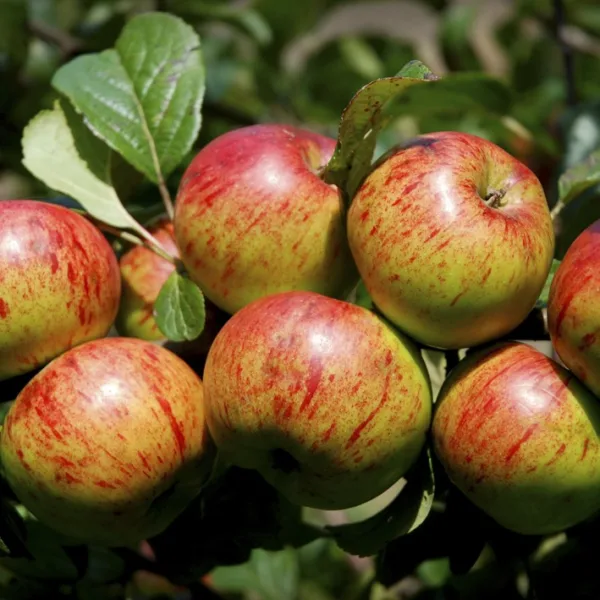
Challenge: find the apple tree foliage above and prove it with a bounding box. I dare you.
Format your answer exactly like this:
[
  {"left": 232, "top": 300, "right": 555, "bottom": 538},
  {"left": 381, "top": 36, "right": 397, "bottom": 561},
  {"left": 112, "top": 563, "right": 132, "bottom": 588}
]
[{"left": 2, "top": 1, "right": 600, "bottom": 599}]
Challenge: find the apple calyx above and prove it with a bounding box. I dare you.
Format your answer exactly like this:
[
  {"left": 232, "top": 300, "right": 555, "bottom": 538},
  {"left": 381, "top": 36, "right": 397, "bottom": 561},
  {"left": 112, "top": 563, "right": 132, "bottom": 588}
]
[{"left": 271, "top": 448, "right": 301, "bottom": 474}]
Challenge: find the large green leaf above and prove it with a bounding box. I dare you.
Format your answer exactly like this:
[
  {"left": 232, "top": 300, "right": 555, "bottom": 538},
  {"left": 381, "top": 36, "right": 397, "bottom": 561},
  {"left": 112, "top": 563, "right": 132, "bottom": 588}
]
[
  {"left": 52, "top": 12, "right": 205, "bottom": 183},
  {"left": 154, "top": 272, "right": 206, "bottom": 342},
  {"left": 21, "top": 100, "right": 147, "bottom": 238},
  {"left": 328, "top": 449, "right": 435, "bottom": 557},
  {"left": 322, "top": 60, "right": 436, "bottom": 198}
]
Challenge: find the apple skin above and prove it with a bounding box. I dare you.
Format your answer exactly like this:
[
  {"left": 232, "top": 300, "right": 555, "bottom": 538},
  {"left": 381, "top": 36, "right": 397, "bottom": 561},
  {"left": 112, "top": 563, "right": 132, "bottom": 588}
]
[
  {"left": 432, "top": 341, "right": 600, "bottom": 535},
  {"left": 174, "top": 124, "right": 358, "bottom": 315},
  {"left": 116, "top": 218, "right": 179, "bottom": 341},
  {"left": 203, "top": 291, "right": 432, "bottom": 510},
  {"left": 347, "top": 132, "right": 555, "bottom": 349},
  {"left": 0, "top": 337, "right": 214, "bottom": 547},
  {"left": 0, "top": 200, "right": 121, "bottom": 380},
  {"left": 548, "top": 220, "right": 600, "bottom": 398}
]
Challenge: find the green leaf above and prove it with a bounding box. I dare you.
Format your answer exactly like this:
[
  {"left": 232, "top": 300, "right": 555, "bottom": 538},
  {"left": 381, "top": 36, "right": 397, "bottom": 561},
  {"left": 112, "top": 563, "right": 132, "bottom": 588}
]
[
  {"left": 322, "top": 60, "right": 435, "bottom": 198},
  {"left": 328, "top": 449, "right": 434, "bottom": 557},
  {"left": 211, "top": 547, "right": 300, "bottom": 600},
  {"left": 0, "top": 517, "right": 79, "bottom": 581},
  {"left": 21, "top": 100, "right": 148, "bottom": 238},
  {"left": 154, "top": 272, "right": 206, "bottom": 342},
  {"left": 353, "top": 280, "right": 374, "bottom": 310},
  {"left": 52, "top": 12, "right": 205, "bottom": 183},
  {"left": 0, "top": 500, "right": 29, "bottom": 559},
  {"left": 535, "top": 259, "right": 561, "bottom": 309},
  {"left": 558, "top": 148, "right": 600, "bottom": 206},
  {"left": 395, "top": 59, "right": 437, "bottom": 79}
]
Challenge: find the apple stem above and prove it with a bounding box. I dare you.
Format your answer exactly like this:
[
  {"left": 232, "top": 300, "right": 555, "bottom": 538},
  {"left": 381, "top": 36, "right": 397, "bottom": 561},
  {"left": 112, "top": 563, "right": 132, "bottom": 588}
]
[{"left": 484, "top": 189, "right": 506, "bottom": 208}]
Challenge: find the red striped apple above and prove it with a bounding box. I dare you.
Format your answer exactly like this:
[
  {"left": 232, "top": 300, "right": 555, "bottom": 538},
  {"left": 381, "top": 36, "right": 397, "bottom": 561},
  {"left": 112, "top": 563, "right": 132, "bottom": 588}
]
[
  {"left": 0, "top": 200, "right": 120, "bottom": 380},
  {"left": 0, "top": 337, "right": 214, "bottom": 546},
  {"left": 203, "top": 291, "right": 432, "bottom": 509},
  {"left": 432, "top": 342, "right": 600, "bottom": 534},
  {"left": 548, "top": 220, "right": 600, "bottom": 397},
  {"left": 174, "top": 124, "right": 357, "bottom": 314},
  {"left": 347, "top": 132, "right": 555, "bottom": 349}
]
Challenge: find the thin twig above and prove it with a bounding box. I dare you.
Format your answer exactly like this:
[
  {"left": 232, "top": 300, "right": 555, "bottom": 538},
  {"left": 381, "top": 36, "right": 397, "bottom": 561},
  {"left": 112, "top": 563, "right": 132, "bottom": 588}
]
[
  {"left": 550, "top": 200, "right": 564, "bottom": 221},
  {"left": 552, "top": 0, "right": 577, "bottom": 105},
  {"left": 86, "top": 216, "right": 178, "bottom": 265},
  {"left": 29, "top": 21, "right": 82, "bottom": 58}
]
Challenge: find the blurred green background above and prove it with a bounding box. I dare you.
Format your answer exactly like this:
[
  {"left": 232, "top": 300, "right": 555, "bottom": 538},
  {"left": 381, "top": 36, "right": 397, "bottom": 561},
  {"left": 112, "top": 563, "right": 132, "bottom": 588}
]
[{"left": 3, "top": 0, "right": 600, "bottom": 259}]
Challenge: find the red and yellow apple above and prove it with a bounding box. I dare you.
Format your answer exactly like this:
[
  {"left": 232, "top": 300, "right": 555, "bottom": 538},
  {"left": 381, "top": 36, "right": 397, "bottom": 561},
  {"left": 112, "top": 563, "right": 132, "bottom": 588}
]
[
  {"left": 0, "top": 200, "right": 121, "bottom": 380},
  {"left": 203, "top": 291, "right": 432, "bottom": 509},
  {"left": 116, "top": 218, "right": 179, "bottom": 341},
  {"left": 0, "top": 337, "right": 214, "bottom": 546},
  {"left": 548, "top": 220, "right": 600, "bottom": 398},
  {"left": 174, "top": 124, "right": 357, "bottom": 315},
  {"left": 347, "top": 132, "right": 555, "bottom": 349},
  {"left": 432, "top": 342, "right": 600, "bottom": 534}
]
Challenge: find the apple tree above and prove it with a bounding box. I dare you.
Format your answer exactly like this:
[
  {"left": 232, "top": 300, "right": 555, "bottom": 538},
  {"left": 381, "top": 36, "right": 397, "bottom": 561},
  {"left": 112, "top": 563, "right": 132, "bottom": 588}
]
[{"left": 2, "top": 2, "right": 600, "bottom": 600}]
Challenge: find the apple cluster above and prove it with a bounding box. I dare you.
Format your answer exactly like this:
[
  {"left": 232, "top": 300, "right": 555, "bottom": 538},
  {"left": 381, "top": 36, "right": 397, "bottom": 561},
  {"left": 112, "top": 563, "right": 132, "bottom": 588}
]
[{"left": 1, "top": 124, "right": 599, "bottom": 548}]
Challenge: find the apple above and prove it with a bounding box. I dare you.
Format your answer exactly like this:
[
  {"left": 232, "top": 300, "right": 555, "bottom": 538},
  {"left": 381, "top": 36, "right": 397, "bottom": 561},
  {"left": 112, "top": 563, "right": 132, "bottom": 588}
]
[
  {"left": 202, "top": 290, "right": 432, "bottom": 510},
  {"left": 115, "top": 217, "right": 229, "bottom": 371},
  {"left": 0, "top": 337, "right": 214, "bottom": 547},
  {"left": 0, "top": 200, "right": 121, "bottom": 380},
  {"left": 432, "top": 341, "right": 600, "bottom": 535},
  {"left": 173, "top": 124, "right": 357, "bottom": 315},
  {"left": 347, "top": 131, "right": 555, "bottom": 349},
  {"left": 548, "top": 220, "right": 600, "bottom": 397},
  {"left": 116, "top": 217, "right": 179, "bottom": 341}
]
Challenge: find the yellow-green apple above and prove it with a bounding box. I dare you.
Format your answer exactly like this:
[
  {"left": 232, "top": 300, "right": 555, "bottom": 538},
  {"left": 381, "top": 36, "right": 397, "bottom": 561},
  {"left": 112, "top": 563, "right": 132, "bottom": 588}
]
[
  {"left": 115, "top": 217, "right": 229, "bottom": 371},
  {"left": 432, "top": 341, "right": 600, "bottom": 535},
  {"left": 203, "top": 290, "right": 432, "bottom": 509},
  {"left": 174, "top": 124, "right": 357, "bottom": 315},
  {"left": 548, "top": 220, "right": 600, "bottom": 397},
  {"left": 116, "top": 218, "right": 179, "bottom": 341},
  {"left": 0, "top": 200, "right": 120, "bottom": 380},
  {"left": 347, "top": 132, "right": 555, "bottom": 349},
  {"left": 0, "top": 337, "right": 214, "bottom": 546}
]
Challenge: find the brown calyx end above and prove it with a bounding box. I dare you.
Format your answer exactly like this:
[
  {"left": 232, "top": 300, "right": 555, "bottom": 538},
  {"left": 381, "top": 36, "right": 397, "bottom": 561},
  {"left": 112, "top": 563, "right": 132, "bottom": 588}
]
[{"left": 271, "top": 448, "right": 301, "bottom": 474}]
